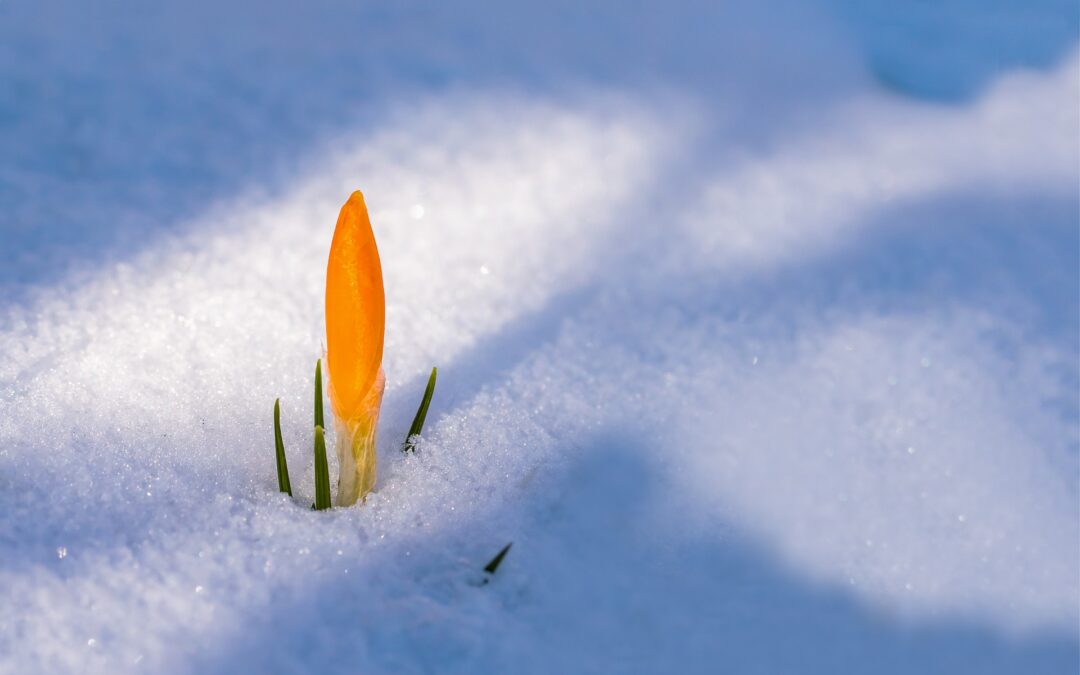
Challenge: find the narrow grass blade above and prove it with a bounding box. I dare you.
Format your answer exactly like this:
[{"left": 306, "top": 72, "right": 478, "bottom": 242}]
[
  {"left": 313, "top": 425, "right": 331, "bottom": 510},
  {"left": 403, "top": 366, "right": 437, "bottom": 453},
  {"left": 273, "top": 399, "right": 292, "bottom": 496},
  {"left": 483, "top": 542, "right": 512, "bottom": 575},
  {"left": 314, "top": 359, "right": 325, "bottom": 430}
]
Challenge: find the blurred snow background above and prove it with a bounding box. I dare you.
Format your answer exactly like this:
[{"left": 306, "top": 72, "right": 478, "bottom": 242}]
[{"left": 0, "top": 1, "right": 1077, "bottom": 673}]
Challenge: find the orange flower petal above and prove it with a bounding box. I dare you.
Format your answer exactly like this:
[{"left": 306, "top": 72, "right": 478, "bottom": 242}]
[
  {"left": 325, "top": 190, "right": 385, "bottom": 423},
  {"left": 326, "top": 191, "right": 386, "bottom": 505}
]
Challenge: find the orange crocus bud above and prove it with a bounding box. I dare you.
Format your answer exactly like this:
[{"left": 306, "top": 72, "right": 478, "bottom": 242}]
[{"left": 325, "top": 190, "right": 385, "bottom": 505}]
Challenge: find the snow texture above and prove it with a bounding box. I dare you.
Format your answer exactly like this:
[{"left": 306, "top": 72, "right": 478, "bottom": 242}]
[{"left": 0, "top": 1, "right": 1077, "bottom": 673}]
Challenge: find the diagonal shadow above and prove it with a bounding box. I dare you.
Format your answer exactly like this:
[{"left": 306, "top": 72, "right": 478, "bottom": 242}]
[
  {"left": 6, "top": 182, "right": 1074, "bottom": 585},
  {"left": 711, "top": 189, "right": 1079, "bottom": 341},
  {"left": 187, "top": 433, "right": 1079, "bottom": 674},
  {"left": 0, "top": 183, "right": 1075, "bottom": 672},
  {"left": 4, "top": 1, "right": 1074, "bottom": 307},
  {"left": 2, "top": 102, "right": 1076, "bottom": 669},
  {"left": 179, "top": 180, "right": 1080, "bottom": 669}
]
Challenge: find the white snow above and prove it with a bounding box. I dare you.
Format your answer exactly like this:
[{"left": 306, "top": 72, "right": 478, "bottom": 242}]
[{"left": 1, "top": 1, "right": 1077, "bottom": 673}]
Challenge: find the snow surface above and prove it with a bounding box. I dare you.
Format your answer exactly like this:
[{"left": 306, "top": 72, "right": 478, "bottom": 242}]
[{"left": 1, "top": 1, "right": 1077, "bottom": 673}]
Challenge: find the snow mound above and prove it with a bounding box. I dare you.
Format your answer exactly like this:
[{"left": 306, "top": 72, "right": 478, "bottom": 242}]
[{"left": 0, "top": 2, "right": 1076, "bottom": 673}]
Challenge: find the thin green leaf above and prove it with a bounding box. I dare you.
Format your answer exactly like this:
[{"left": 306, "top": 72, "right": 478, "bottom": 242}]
[
  {"left": 403, "top": 366, "right": 437, "bottom": 453},
  {"left": 273, "top": 399, "right": 292, "bottom": 496},
  {"left": 314, "top": 359, "right": 325, "bottom": 430},
  {"left": 483, "top": 542, "right": 512, "bottom": 575},
  {"left": 313, "top": 425, "right": 331, "bottom": 510}
]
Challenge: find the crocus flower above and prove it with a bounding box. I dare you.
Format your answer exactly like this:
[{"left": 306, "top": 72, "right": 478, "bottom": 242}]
[{"left": 325, "top": 190, "right": 385, "bottom": 506}]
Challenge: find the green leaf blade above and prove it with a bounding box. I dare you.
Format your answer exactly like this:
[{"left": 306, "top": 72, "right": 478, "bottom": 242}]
[
  {"left": 483, "top": 542, "right": 512, "bottom": 575},
  {"left": 273, "top": 399, "right": 292, "bottom": 496},
  {"left": 314, "top": 359, "right": 325, "bottom": 430},
  {"left": 313, "top": 425, "right": 332, "bottom": 510},
  {"left": 403, "top": 366, "right": 437, "bottom": 453}
]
